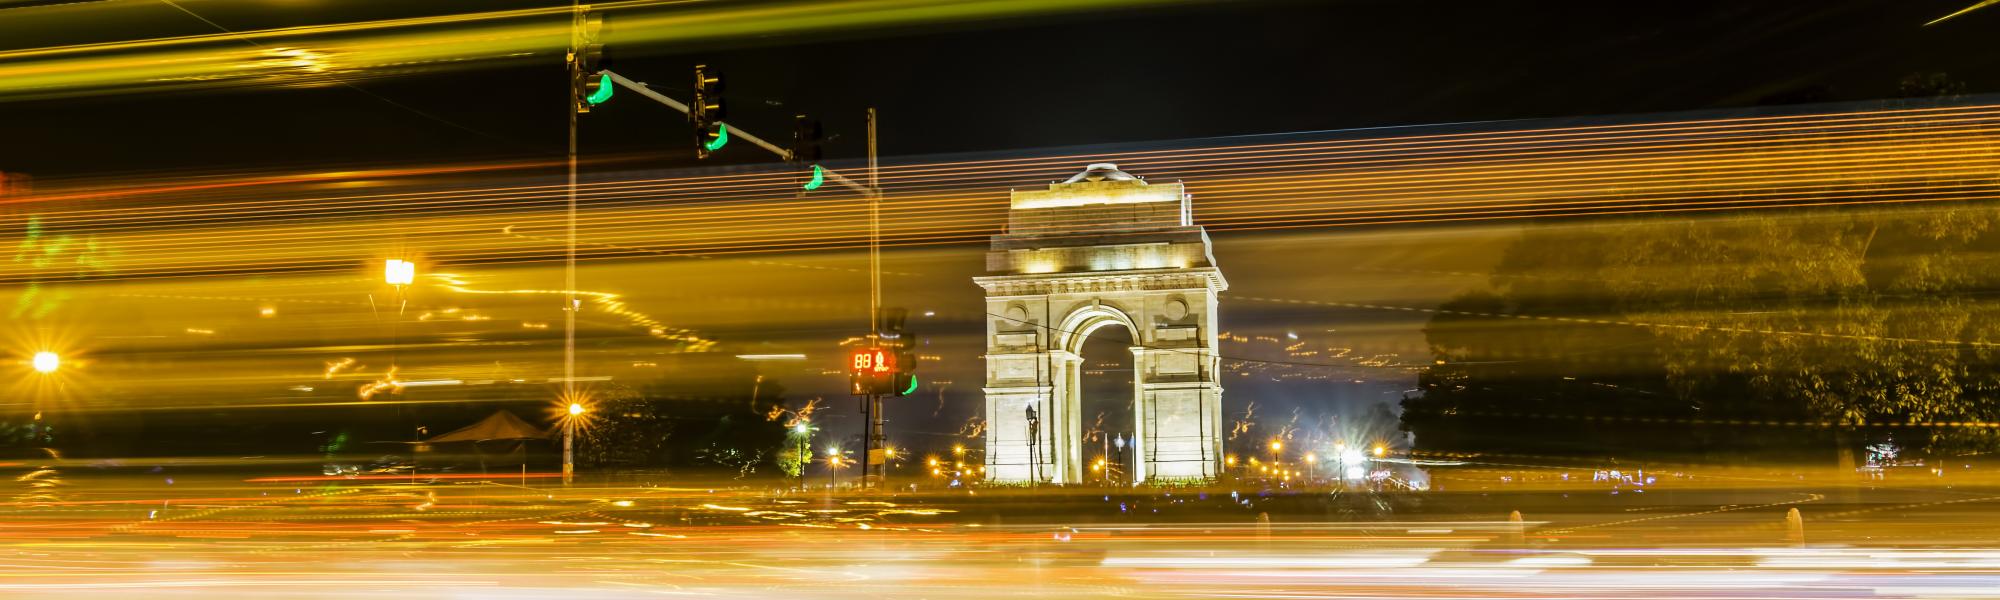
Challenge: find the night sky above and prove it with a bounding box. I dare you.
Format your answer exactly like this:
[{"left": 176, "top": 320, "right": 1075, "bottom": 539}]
[{"left": 3, "top": 0, "right": 1997, "bottom": 179}]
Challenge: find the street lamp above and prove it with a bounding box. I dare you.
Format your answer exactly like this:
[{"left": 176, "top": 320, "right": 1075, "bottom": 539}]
[
  {"left": 384, "top": 259, "right": 416, "bottom": 286},
  {"left": 827, "top": 447, "right": 844, "bottom": 490},
  {"left": 31, "top": 351, "right": 58, "bottom": 374},
  {"left": 1268, "top": 438, "right": 1284, "bottom": 476},
  {"left": 563, "top": 400, "right": 586, "bottom": 485},
  {"left": 1113, "top": 434, "right": 1126, "bottom": 485}
]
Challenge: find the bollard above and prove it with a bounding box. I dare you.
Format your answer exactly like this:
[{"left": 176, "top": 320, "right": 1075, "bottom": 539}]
[
  {"left": 1256, "top": 511, "right": 1272, "bottom": 544},
  {"left": 1784, "top": 507, "right": 1804, "bottom": 547}
]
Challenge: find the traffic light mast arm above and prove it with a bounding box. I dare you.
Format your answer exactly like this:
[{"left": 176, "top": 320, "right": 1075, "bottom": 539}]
[
  {"left": 600, "top": 69, "right": 689, "bottom": 113},
  {"left": 601, "top": 69, "right": 786, "bottom": 160},
  {"left": 600, "top": 69, "right": 879, "bottom": 196},
  {"left": 816, "top": 167, "right": 879, "bottom": 196}
]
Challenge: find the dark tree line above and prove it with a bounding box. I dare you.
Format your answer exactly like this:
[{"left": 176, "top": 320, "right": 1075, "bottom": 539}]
[{"left": 1404, "top": 203, "right": 2000, "bottom": 464}]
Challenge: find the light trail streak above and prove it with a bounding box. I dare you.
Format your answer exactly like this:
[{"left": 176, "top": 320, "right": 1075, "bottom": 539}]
[
  {"left": 8, "top": 103, "right": 2000, "bottom": 285},
  {"left": 15, "top": 109, "right": 2000, "bottom": 247},
  {"left": 0, "top": 0, "right": 1182, "bottom": 100},
  {"left": 23, "top": 106, "right": 2000, "bottom": 230},
  {"left": 242, "top": 473, "right": 566, "bottom": 482}
]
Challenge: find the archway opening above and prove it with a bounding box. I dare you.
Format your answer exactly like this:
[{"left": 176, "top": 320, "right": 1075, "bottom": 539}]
[{"left": 1076, "top": 323, "right": 1134, "bottom": 486}]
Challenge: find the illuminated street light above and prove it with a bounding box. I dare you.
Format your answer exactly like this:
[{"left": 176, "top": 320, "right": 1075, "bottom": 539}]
[
  {"left": 1373, "top": 445, "right": 1387, "bottom": 458},
  {"left": 31, "top": 351, "right": 58, "bottom": 374},
  {"left": 794, "top": 421, "right": 810, "bottom": 434},
  {"left": 562, "top": 399, "right": 587, "bottom": 485},
  {"left": 384, "top": 259, "right": 417, "bottom": 286},
  {"left": 1269, "top": 439, "right": 1283, "bottom": 453},
  {"left": 826, "top": 448, "right": 845, "bottom": 490}
]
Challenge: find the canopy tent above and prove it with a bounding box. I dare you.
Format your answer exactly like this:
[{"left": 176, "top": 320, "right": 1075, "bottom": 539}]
[
  {"left": 426, "top": 410, "right": 550, "bottom": 443},
  {"left": 423, "top": 410, "right": 553, "bottom": 477}
]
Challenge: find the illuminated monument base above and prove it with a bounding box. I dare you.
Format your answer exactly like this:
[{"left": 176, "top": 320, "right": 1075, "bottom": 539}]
[{"left": 978, "top": 164, "right": 1226, "bottom": 485}]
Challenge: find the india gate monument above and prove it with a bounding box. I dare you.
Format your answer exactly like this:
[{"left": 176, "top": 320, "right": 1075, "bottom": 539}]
[{"left": 977, "top": 163, "right": 1227, "bottom": 484}]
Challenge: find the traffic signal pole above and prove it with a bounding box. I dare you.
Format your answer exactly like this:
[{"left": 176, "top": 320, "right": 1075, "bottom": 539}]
[
  {"left": 863, "top": 109, "right": 885, "bottom": 491},
  {"left": 591, "top": 67, "right": 894, "bottom": 491}
]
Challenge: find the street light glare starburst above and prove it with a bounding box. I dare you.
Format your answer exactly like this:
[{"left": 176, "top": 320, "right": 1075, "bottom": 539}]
[{"left": 31, "top": 351, "right": 59, "bottom": 374}]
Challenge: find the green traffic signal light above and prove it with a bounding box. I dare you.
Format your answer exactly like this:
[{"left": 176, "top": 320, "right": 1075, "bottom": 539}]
[
  {"left": 585, "top": 73, "right": 613, "bottom": 105},
  {"left": 900, "top": 374, "right": 919, "bottom": 396},
  {"left": 704, "top": 123, "right": 729, "bottom": 152},
  {"left": 803, "top": 164, "right": 824, "bottom": 191}
]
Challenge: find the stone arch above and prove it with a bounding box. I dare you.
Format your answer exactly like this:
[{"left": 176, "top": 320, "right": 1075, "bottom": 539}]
[
  {"left": 975, "top": 164, "right": 1227, "bottom": 485},
  {"left": 1056, "top": 302, "right": 1139, "bottom": 356}
]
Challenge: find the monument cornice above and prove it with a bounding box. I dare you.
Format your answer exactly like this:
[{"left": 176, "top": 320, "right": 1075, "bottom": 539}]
[{"left": 974, "top": 267, "right": 1227, "bottom": 297}]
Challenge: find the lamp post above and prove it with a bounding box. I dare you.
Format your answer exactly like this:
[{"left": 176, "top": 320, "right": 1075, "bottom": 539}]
[
  {"left": 827, "top": 447, "right": 843, "bottom": 491},
  {"left": 564, "top": 401, "right": 584, "bottom": 485},
  {"left": 793, "top": 420, "right": 811, "bottom": 488},
  {"left": 1269, "top": 438, "right": 1283, "bottom": 478},
  {"left": 1025, "top": 404, "right": 1040, "bottom": 485},
  {"left": 1113, "top": 433, "right": 1126, "bottom": 486}
]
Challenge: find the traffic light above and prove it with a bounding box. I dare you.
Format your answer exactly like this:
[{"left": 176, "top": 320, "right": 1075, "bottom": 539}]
[
  {"left": 691, "top": 64, "right": 726, "bottom": 157},
  {"left": 847, "top": 344, "right": 893, "bottom": 395},
  {"left": 844, "top": 308, "right": 919, "bottom": 397},
  {"left": 583, "top": 73, "right": 612, "bottom": 106},
  {"left": 879, "top": 308, "right": 920, "bottom": 398},
  {"left": 569, "top": 13, "right": 604, "bottom": 114},
  {"left": 791, "top": 115, "right": 822, "bottom": 164},
  {"left": 793, "top": 115, "right": 825, "bottom": 190}
]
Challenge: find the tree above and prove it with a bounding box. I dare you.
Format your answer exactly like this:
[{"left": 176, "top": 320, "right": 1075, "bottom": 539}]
[{"left": 1404, "top": 203, "right": 2000, "bottom": 463}]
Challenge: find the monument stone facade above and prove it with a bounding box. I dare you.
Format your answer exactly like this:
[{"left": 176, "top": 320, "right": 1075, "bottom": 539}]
[{"left": 977, "top": 163, "right": 1226, "bottom": 484}]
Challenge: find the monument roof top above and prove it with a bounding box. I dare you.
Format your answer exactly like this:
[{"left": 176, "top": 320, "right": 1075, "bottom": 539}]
[{"left": 1062, "top": 163, "right": 1139, "bottom": 184}]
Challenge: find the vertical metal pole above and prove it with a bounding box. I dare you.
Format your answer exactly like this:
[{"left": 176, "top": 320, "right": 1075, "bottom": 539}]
[
  {"left": 863, "top": 108, "right": 883, "bottom": 491},
  {"left": 867, "top": 108, "right": 881, "bottom": 326},
  {"left": 562, "top": 2, "right": 582, "bottom": 487},
  {"left": 860, "top": 393, "right": 871, "bottom": 490}
]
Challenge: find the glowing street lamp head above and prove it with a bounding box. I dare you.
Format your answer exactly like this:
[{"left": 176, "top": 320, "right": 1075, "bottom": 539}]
[
  {"left": 384, "top": 259, "right": 417, "bottom": 286},
  {"left": 31, "top": 351, "right": 58, "bottom": 374},
  {"left": 568, "top": 402, "right": 586, "bottom": 416},
  {"left": 1372, "top": 445, "right": 1387, "bottom": 458},
  {"left": 794, "top": 421, "right": 810, "bottom": 434},
  {"left": 1269, "top": 439, "right": 1283, "bottom": 453}
]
